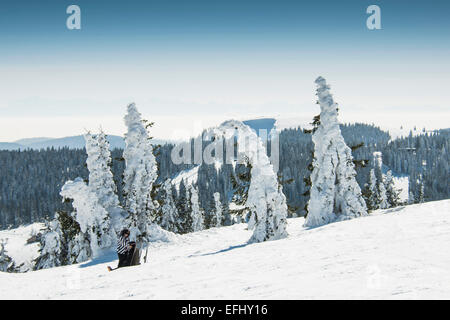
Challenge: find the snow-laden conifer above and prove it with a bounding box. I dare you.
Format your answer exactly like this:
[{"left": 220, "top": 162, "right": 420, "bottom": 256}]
[
  {"left": 385, "top": 170, "right": 401, "bottom": 207},
  {"left": 34, "top": 210, "right": 90, "bottom": 269},
  {"left": 176, "top": 179, "right": 192, "bottom": 233},
  {"left": 210, "top": 120, "right": 288, "bottom": 243},
  {"left": 0, "top": 240, "right": 14, "bottom": 272},
  {"left": 60, "top": 178, "right": 114, "bottom": 256},
  {"left": 378, "top": 177, "right": 389, "bottom": 209},
  {"left": 213, "top": 192, "right": 223, "bottom": 228},
  {"left": 68, "top": 232, "right": 91, "bottom": 263},
  {"left": 372, "top": 151, "right": 389, "bottom": 209},
  {"left": 84, "top": 131, "right": 120, "bottom": 211},
  {"left": 160, "top": 179, "right": 179, "bottom": 233},
  {"left": 122, "top": 103, "right": 159, "bottom": 244},
  {"left": 363, "top": 169, "right": 379, "bottom": 211},
  {"left": 190, "top": 185, "right": 204, "bottom": 232},
  {"left": 34, "top": 219, "right": 64, "bottom": 269},
  {"left": 305, "top": 77, "right": 367, "bottom": 227},
  {"left": 418, "top": 182, "right": 425, "bottom": 203}
]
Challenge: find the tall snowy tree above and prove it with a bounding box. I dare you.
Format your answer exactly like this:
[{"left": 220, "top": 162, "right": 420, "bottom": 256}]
[
  {"left": 212, "top": 192, "right": 223, "bottom": 228},
  {"left": 84, "top": 131, "right": 120, "bottom": 211},
  {"left": 190, "top": 185, "right": 204, "bottom": 232},
  {"left": 122, "top": 103, "right": 159, "bottom": 245},
  {"left": 372, "top": 151, "right": 389, "bottom": 209},
  {"left": 378, "top": 176, "right": 389, "bottom": 209},
  {"left": 34, "top": 218, "right": 65, "bottom": 270},
  {"left": 211, "top": 120, "right": 288, "bottom": 243},
  {"left": 418, "top": 180, "right": 425, "bottom": 203},
  {"left": 0, "top": 239, "right": 14, "bottom": 272},
  {"left": 160, "top": 179, "right": 179, "bottom": 233},
  {"left": 363, "top": 169, "right": 379, "bottom": 211},
  {"left": 305, "top": 77, "right": 367, "bottom": 227},
  {"left": 176, "top": 179, "right": 192, "bottom": 234},
  {"left": 384, "top": 170, "right": 401, "bottom": 207}
]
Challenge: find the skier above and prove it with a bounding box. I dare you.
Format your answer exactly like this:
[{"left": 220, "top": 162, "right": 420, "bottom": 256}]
[{"left": 116, "top": 228, "right": 134, "bottom": 268}]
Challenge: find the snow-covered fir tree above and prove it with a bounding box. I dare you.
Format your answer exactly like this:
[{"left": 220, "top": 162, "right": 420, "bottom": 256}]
[
  {"left": 418, "top": 181, "right": 425, "bottom": 203},
  {"left": 84, "top": 131, "right": 120, "bottom": 211},
  {"left": 69, "top": 232, "right": 91, "bottom": 263},
  {"left": 34, "top": 210, "right": 90, "bottom": 269},
  {"left": 363, "top": 169, "right": 379, "bottom": 211},
  {"left": 34, "top": 218, "right": 64, "bottom": 269},
  {"left": 212, "top": 192, "right": 223, "bottom": 228},
  {"left": 378, "top": 176, "right": 389, "bottom": 209},
  {"left": 0, "top": 240, "right": 14, "bottom": 272},
  {"left": 176, "top": 179, "right": 193, "bottom": 234},
  {"left": 190, "top": 185, "right": 204, "bottom": 232},
  {"left": 60, "top": 177, "right": 114, "bottom": 257},
  {"left": 122, "top": 103, "right": 159, "bottom": 245},
  {"left": 160, "top": 179, "right": 179, "bottom": 233},
  {"left": 384, "top": 170, "right": 401, "bottom": 207},
  {"left": 36, "top": 131, "right": 122, "bottom": 270},
  {"left": 211, "top": 120, "right": 288, "bottom": 243},
  {"left": 305, "top": 76, "right": 367, "bottom": 227},
  {"left": 372, "top": 151, "right": 389, "bottom": 209}
]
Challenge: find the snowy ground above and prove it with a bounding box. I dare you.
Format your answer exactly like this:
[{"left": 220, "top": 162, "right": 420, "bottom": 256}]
[
  {"left": 0, "top": 223, "right": 43, "bottom": 272},
  {"left": 1, "top": 200, "right": 450, "bottom": 299}
]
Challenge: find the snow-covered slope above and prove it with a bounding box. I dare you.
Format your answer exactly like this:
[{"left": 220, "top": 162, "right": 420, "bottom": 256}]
[
  {"left": 0, "top": 223, "right": 43, "bottom": 272},
  {"left": 1, "top": 200, "right": 449, "bottom": 299}
]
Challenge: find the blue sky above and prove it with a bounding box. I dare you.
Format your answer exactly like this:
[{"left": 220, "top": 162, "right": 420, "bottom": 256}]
[{"left": 0, "top": 0, "right": 449, "bottom": 140}]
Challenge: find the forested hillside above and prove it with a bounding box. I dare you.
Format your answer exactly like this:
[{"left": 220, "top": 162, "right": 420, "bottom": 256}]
[{"left": 0, "top": 124, "right": 448, "bottom": 230}]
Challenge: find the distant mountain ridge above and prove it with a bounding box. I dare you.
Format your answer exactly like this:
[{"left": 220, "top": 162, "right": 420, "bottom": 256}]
[
  {"left": 14, "top": 137, "right": 53, "bottom": 146},
  {"left": 0, "top": 118, "right": 275, "bottom": 151},
  {"left": 2, "top": 117, "right": 447, "bottom": 151},
  {"left": 0, "top": 135, "right": 168, "bottom": 151}
]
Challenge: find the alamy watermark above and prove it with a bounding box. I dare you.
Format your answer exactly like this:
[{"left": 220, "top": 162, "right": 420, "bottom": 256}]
[
  {"left": 367, "top": 5, "right": 382, "bottom": 30},
  {"left": 170, "top": 127, "right": 280, "bottom": 173},
  {"left": 66, "top": 4, "right": 382, "bottom": 31},
  {"left": 66, "top": 5, "right": 81, "bottom": 30}
]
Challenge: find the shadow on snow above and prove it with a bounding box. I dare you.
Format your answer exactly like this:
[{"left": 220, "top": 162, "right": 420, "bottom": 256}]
[
  {"left": 79, "top": 250, "right": 117, "bottom": 268},
  {"left": 189, "top": 243, "right": 250, "bottom": 257}
]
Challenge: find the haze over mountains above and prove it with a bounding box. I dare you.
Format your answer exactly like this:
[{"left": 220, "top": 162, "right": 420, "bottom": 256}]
[
  {"left": 1, "top": 117, "right": 447, "bottom": 151},
  {"left": 0, "top": 118, "right": 276, "bottom": 150},
  {"left": 0, "top": 135, "right": 166, "bottom": 151}
]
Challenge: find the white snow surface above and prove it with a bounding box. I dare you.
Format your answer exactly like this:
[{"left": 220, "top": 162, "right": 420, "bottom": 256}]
[
  {"left": 0, "top": 223, "right": 43, "bottom": 272},
  {"left": 1, "top": 200, "right": 450, "bottom": 299}
]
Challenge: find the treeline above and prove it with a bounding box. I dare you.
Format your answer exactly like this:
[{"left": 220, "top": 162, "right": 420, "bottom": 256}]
[
  {"left": 0, "top": 124, "right": 448, "bottom": 230},
  {"left": 383, "top": 130, "right": 449, "bottom": 202}
]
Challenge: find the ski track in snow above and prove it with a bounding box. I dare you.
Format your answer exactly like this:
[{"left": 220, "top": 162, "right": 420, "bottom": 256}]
[{"left": 1, "top": 200, "right": 449, "bottom": 299}]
